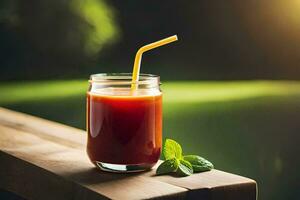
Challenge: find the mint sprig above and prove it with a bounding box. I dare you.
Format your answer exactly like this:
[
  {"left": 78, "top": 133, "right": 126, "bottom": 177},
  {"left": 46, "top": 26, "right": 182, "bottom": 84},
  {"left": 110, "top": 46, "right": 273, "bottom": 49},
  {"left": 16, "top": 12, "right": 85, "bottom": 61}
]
[
  {"left": 183, "top": 155, "right": 214, "bottom": 172},
  {"left": 156, "top": 139, "right": 214, "bottom": 177},
  {"left": 163, "top": 139, "right": 182, "bottom": 160},
  {"left": 156, "top": 158, "right": 179, "bottom": 175},
  {"left": 177, "top": 159, "right": 193, "bottom": 176}
]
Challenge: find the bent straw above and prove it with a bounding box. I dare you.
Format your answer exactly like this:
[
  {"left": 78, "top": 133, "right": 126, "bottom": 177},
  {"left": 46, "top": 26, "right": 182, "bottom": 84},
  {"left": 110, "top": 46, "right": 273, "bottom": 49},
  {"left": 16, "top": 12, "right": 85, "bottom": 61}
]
[{"left": 131, "top": 35, "right": 178, "bottom": 91}]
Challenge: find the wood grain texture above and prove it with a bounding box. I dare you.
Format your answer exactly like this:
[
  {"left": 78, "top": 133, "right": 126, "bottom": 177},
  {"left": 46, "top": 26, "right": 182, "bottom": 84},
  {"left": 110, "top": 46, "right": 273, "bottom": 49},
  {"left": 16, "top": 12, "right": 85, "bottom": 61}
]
[{"left": 0, "top": 107, "right": 257, "bottom": 200}]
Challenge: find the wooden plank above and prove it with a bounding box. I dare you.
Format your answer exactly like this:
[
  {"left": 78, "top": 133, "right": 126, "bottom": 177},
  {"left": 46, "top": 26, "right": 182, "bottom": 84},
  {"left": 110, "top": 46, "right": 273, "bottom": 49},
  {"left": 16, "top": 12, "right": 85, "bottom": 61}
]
[
  {"left": 0, "top": 107, "right": 85, "bottom": 148},
  {"left": 0, "top": 125, "right": 187, "bottom": 200},
  {"left": 0, "top": 107, "right": 257, "bottom": 199},
  {"left": 153, "top": 170, "right": 257, "bottom": 200}
]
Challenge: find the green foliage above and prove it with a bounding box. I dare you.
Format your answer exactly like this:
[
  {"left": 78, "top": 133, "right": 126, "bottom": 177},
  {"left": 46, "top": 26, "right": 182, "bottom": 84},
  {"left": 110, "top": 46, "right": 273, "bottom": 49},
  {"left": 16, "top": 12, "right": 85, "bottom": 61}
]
[
  {"left": 71, "top": 0, "right": 119, "bottom": 55},
  {"left": 163, "top": 139, "right": 182, "bottom": 160},
  {"left": 0, "top": 0, "right": 119, "bottom": 77},
  {"left": 156, "top": 158, "right": 179, "bottom": 175},
  {"left": 177, "top": 159, "right": 193, "bottom": 176},
  {"left": 157, "top": 139, "right": 213, "bottom": 177},
  {"left": 183, "top": 155, "right": 214, "bottom": 172}
]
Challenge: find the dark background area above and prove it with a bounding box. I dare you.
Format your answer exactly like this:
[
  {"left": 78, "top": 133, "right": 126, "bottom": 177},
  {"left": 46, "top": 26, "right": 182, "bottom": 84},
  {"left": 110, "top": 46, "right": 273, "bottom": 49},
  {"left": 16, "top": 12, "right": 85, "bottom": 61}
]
[
  {"left": 1, "top": 0, "right": 300, "bottom": 81},
  {"left": 1, "top": 1, "right": 300, "bottom": 200}
]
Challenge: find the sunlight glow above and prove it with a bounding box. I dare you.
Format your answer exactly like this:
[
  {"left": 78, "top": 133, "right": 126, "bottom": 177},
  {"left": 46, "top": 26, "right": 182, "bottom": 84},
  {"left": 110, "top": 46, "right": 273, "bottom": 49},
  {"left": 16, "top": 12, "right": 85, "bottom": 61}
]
[
  {"left": 1, "top": 81, "right": 300, "bottom": 105},
  {"left": 71, "top": 0, "right": 119, "bottom": 55}
]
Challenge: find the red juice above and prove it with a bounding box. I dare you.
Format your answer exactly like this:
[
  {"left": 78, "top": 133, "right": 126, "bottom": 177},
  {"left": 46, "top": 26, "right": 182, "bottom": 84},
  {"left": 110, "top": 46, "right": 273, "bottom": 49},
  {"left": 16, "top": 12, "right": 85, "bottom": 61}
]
[{"left": 87, "top": 89, "right": 162, "bottom": 168}]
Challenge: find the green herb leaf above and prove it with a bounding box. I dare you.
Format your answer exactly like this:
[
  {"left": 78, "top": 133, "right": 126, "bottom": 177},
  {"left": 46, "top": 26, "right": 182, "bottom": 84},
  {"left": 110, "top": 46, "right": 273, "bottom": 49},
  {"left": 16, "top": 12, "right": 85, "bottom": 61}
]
[
  {"left": 163, "top": 139, "right": 183, "bottom": 160},
  {"left": 158, "top": 139, "right": 214, "bottom": 177},
  {"left": 183, "top": 155, "right": 214, "bottom": 172},
  {"left": 177, "top": 159, "right": 193, "bottom": 176},
  {"left": 156, "top": 158, "right": 179, "bottom": 175}
]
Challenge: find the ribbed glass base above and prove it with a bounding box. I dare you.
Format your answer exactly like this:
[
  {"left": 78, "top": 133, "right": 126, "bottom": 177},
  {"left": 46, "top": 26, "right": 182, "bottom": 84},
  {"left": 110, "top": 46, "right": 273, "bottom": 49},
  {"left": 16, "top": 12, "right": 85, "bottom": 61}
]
[{"left": 95, "top": 161, "right": 153, "bottom": 173}]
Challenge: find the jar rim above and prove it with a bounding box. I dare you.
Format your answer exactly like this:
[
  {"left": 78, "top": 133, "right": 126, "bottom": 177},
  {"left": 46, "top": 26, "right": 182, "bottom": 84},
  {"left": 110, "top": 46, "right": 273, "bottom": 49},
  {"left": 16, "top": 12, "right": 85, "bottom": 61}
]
[{"left": 89, "top": 73, "right": 160, "bottom": 86}]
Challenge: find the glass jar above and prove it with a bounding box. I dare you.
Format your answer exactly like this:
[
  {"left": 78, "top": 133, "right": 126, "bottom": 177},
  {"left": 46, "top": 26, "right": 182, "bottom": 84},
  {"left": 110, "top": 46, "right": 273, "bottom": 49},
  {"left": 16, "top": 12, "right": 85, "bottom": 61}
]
[{"left": 87, "top": 73, "right": 162, "bottom": 172}]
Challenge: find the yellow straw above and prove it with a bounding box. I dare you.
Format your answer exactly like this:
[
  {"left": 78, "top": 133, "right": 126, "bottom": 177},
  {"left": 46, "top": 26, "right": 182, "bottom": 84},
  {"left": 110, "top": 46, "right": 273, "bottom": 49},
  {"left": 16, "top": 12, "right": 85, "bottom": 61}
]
[{"left": 131, "top": 35, "right": 178, "bottom": 91}]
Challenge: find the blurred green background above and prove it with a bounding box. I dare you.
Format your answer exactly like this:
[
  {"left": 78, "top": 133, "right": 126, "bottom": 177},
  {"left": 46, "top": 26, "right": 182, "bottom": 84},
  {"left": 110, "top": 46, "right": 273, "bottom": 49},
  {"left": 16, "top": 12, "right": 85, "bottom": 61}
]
[{"left": 1, "top": 1, "right": 300, "bottom": 200}]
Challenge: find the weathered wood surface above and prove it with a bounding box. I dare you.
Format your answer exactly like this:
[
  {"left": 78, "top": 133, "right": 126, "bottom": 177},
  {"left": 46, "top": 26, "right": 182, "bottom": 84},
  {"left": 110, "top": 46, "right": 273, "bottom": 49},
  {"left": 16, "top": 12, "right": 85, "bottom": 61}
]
[{"left": 0, "top": 107, "right": 257, "bottom": 200}]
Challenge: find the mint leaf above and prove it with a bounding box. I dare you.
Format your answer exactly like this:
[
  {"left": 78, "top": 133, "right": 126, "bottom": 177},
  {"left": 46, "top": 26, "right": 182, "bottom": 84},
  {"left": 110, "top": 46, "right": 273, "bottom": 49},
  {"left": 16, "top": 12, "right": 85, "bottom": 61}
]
[
  {"left": 158, "top": 139, "right": 214, "bottom": 177},
  {"left": 177, "top": 159, "right": 193, "bottom": 176},
  {"left": 183, "top": 155, "right": 214, "bottom": 172},
  {"left": 163, "top": 139, "right": 183, "bottom": 160},
  {"left": 156, "top": 158, "right": 179, "bottom": 175}
]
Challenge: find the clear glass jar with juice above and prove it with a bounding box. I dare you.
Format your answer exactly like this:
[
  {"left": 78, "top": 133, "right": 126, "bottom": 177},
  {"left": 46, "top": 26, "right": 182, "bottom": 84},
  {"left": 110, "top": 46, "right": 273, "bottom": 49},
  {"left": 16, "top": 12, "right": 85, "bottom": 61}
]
[
  {"left": 87, "top": 73, "right": 162, "bottom": 172},
  {"left": 87, "top": 35, "right": 177, "bottom": 172}
]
